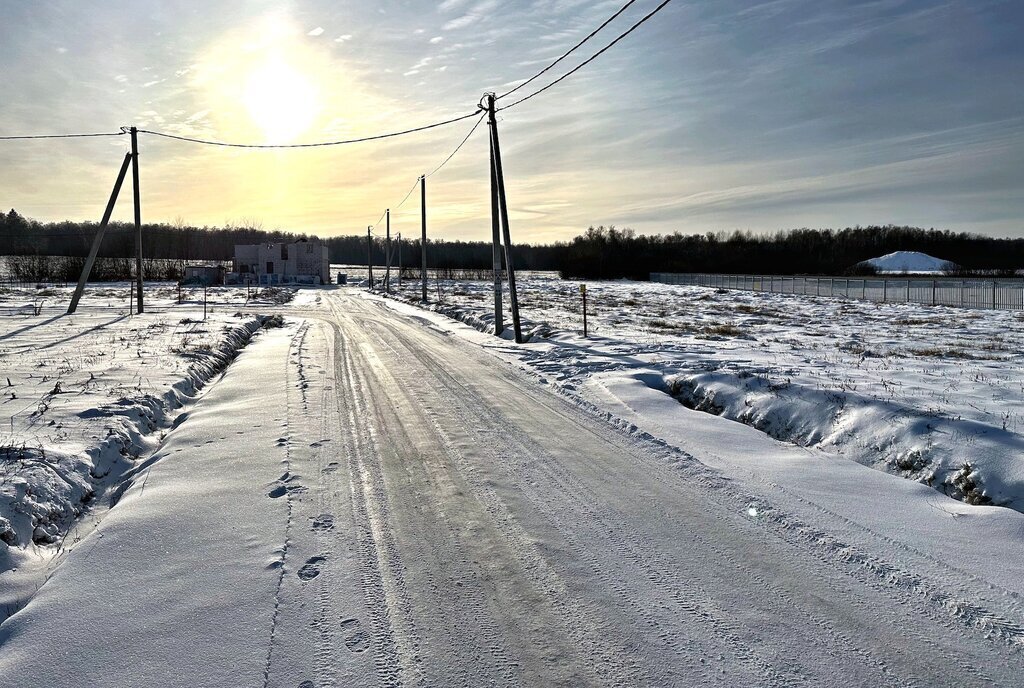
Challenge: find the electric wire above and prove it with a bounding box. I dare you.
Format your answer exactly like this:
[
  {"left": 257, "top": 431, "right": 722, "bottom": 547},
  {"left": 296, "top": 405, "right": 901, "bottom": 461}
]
[
  {"left": 393, "top": 178, "right": 422, "bottom": 211},
  {"left": 0, "top": 131, "right": 127, "bottom": 140},
  {"left": 137, "top": 111, "right": 478, "bottom": 149},
  {"left": 498, "top": 0, "right": 674, "bottom": 112},
  {"left": 367, "top": 112, "right": 485, "bottom": 230},
  {"left": 496, "top": 0, "right": 639, "bottom": 100},
  {"left": 426, "top": 113, "right": 486, "bottom": 178}
]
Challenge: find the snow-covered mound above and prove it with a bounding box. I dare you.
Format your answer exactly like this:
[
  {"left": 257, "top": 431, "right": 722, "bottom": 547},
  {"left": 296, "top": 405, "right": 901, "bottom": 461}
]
[{"left": 862, "top": 251, "right": 956, "bottom": 274}]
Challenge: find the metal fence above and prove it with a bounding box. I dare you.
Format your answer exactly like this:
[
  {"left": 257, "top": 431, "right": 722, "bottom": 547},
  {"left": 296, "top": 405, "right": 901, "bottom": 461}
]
[{"left": 650, "top": 273, "right": 1024, "bottom": 311}]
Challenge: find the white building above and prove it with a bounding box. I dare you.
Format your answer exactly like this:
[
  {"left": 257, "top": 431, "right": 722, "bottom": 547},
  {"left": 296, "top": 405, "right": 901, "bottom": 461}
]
[{"left": 233, "top": 238, "right": 330, "bottom": 285}]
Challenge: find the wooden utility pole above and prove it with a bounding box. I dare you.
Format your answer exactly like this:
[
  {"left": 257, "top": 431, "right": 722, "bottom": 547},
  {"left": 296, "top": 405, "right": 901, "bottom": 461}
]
[
  {"left": 68, "top": 153, "right": 132, "bottom": 314},
  {"left": 385, "top": 209, "right": 391, "bottom": 293},
  {"left": 485, "top": 93, "right": 522, "bottom": 343},
  {"left": 397, "top": 233, "right": 402, "bottom": 288},
  {"left": 489, "top": 125, "right": 504, "bottom": 335},
  {"left": 420, "top": 175, "right": 428, "bottom": 302},
  {"left": 367, "top": 226, "right": 374, "bottom": 289},
  {"left": 130, "top": 126, "right": 144, "bottom": 314}
]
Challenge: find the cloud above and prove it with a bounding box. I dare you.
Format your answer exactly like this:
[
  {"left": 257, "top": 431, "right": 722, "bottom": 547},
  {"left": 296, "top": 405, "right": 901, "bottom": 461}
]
[
  {"left": 307, "top": 27, "right": 324, "bottom": 36},
  {"left": 442, "top": 0, "right": 499, "bottom": 31},
  {"left": 429, "top": 36, "right": 444, "bottom": 44}
]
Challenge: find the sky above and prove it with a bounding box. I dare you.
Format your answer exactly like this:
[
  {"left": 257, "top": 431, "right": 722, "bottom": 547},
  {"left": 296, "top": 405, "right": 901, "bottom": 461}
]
[{"left": 0, "top": 0, "right": 1022, "bottom": 243}]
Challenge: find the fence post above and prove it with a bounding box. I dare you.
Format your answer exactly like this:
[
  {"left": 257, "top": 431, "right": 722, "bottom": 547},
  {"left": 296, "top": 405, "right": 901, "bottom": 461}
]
[
  {"left": 959, "top": 281, "right": 964, "bottom": 307},
  {"left": 883, "top": 279, "right": 888, "bottom": 302},
  {"left": 992, "top": 281, "right": 997, "bottom": 309}
]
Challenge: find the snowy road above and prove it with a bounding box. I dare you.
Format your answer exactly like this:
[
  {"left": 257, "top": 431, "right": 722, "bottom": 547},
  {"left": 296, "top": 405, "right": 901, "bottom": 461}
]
[{"left": 1, "top": 289, "right": 1022, "bottom": 686}]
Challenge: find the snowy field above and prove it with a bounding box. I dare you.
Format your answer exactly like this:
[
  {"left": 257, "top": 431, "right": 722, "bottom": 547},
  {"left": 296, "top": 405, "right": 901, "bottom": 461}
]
[
  {"left": 1, "top": 282, "right": 1022, "bottom": 685},
  {"left": 383, "top": 274, "right": 1024, "bottom": 512},
  {"left": 0, "top": 282, "right": 290, "bottom": 617}
]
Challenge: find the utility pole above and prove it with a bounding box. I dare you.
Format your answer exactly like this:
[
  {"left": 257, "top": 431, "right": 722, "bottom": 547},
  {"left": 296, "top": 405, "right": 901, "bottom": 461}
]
[
  {"left": 485, "top": 93, "right": 522, "bottom": 343},
  {"left": 130, "top": 126, "right": 144, "bottom": 314},
  {"left": 420, "top": 175, "right": 428, "bottom": 302},
  {"left": 489, "top": 125, "right": 503, "bottom": 335},
  {"left": 397, "top": 233, "right": 402, "bottom": 288},
  {"left": 68, "top": 152, "right": 132, "bottom": 314},
  {"left": 385, "top": 209, "right": 391, "bottom": 293},
  {"left": 367, "top": 226, "right": 374, "bottom": 289}
]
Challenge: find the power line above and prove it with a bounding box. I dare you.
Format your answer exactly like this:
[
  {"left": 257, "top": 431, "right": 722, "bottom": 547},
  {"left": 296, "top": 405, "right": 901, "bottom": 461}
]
[
  {"left": 0, "top": 131, "right": 126, "bottom": 140},
  {"left": 427, "top": 113, "right": 486, "bottom": 178},
  {"left": 497, "top": 0, "right": 639, "bottom": 100},
  {"left": 498, "top": 0, "right": 674, "bottom": 112},
  {"left": 137, "top": 111, "right": 479, "bottom": 149},
  {"left": 367, "top": 113, "right": 485, "bottom": 227},
  {"left": 393, "top": 178, "right": 422, "bottom": 211}
]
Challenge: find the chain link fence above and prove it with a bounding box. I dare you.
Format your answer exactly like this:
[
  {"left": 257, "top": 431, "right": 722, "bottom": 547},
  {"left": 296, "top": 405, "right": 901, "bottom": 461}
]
[{"left": 651, "top": 273, "right": 1024, "bottom": 311}]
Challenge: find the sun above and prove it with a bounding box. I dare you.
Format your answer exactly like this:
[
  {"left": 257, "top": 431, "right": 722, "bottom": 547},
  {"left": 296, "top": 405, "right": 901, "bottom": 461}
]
[{"left": 243, "top": 56, "right": 320, "bottom": 143}]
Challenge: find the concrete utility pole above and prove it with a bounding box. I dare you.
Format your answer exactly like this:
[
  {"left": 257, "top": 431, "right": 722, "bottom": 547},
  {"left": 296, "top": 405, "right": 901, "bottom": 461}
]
[
  {"left": 485, "top": 93, "right": 522, "bottom": 343},
  {"left": 367, "top": 226, "right": 373, "bottom": 289},
  {"left": 420, "top": 175, "right": 428, "bottom": 303},
  {"left": 489, "top": 125, "right": 503, "bottom": 335},
  {"left": 130, "top": 126, "right": 144, "bottom": 314},
  {"left": 68, "top": 153, "right": 132, "bottom": 314},
  {"left": 385, "top": 209, "right": 391, "bottom": 293}
]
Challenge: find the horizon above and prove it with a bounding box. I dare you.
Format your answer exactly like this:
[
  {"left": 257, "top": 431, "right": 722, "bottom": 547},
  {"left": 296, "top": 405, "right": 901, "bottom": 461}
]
[{"left": 1, "top": 1, "right": 1023, "bottom": 241}]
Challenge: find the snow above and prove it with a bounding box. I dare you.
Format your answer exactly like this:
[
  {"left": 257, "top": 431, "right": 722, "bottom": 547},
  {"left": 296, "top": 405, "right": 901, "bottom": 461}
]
[
  {"left": 1, "top": 285, "right": 1023, "bottom": 685},
  {"left": 0, "top": 282, "right": 291, "bottom": 620},
  {"left": 863, "top": 250, "right": 956, "bottom": 273},
  {"left": 378, "top": 274, "right": 1024, "bottom": 512},
  {"left": 0, "top": 324, "right": 299, "bottom": 687}
]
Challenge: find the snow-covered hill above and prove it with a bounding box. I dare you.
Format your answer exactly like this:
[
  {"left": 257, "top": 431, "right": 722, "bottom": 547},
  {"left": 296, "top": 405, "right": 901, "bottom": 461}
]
[{"left": 862, "top": 250, "right": 956, "bottom": 273}]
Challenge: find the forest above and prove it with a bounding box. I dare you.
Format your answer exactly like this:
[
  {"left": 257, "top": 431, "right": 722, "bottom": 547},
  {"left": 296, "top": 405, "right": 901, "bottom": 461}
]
[{"left": 2, "top": 208, "right": 1021, "bottom": 281}]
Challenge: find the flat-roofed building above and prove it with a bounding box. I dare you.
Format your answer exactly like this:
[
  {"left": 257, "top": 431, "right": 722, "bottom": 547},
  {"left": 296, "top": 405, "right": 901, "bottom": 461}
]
[{"left": 233, "top": 238, "right": 329, "bottom": 285}]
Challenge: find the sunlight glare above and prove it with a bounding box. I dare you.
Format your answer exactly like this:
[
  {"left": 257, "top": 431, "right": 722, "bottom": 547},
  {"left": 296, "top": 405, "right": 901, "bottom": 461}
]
[{"left": 243, "top": 56, "right": 319, "bottom": 143}]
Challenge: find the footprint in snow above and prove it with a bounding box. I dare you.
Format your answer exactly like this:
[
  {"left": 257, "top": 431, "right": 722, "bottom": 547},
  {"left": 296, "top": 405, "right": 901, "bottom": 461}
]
[
  {"left": 311, "top": 514, "right": 334, "bottom": 532},
  {"left": 298, "top": 556, "right": 327, "bottom": 581},
  {"left": 340, "top": 618, "right": 371, "bottom": 653}
]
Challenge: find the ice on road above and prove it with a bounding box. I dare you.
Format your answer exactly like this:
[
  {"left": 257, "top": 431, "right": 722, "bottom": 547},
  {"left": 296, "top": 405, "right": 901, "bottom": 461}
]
[{"left": 1, "top": 290, "right": 1022, "bottom": 687}]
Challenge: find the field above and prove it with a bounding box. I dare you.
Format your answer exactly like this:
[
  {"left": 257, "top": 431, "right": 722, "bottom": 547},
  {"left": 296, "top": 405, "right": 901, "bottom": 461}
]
[
  {"left": 0, "top": 282, "right": 293, "bottom": 615},
  {"left": 383, "top": 273, "right": 1024, "bottom": 511},
  {"left": 1, "top": 277, "right": 1023, "bottom": 686}
]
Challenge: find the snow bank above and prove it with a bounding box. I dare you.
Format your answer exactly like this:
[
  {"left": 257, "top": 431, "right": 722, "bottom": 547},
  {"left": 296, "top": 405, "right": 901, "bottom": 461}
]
[{"left": 0, "top": 284, "right": 283, "bottom": 572}]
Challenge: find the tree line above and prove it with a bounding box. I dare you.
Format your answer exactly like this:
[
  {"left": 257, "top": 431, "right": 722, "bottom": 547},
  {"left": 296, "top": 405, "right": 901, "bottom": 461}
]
[{"left": 2, "top": 209, "right": 1020, "bottom": 280}]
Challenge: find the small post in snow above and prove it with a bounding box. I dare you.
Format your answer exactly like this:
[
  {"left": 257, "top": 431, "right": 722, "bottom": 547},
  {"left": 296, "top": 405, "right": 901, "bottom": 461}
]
[
  {"left": 580, "top": 283, "right": 588, "bottom": 338},
  {"left": 203, "top": 285, "right": 208, "bottom": 321}
]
